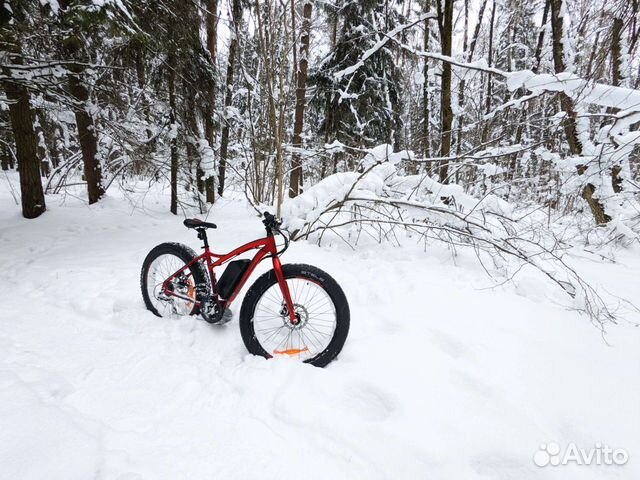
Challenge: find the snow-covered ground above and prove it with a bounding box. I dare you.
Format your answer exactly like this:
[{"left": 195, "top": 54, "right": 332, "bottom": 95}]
[{"left": 1, "top": 178, "right": 639, "bottom": 479}]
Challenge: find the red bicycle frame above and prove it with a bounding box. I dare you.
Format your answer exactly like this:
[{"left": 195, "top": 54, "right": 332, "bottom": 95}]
[{"left": 161, "top": 232, "right": 298, "bottom": 324}]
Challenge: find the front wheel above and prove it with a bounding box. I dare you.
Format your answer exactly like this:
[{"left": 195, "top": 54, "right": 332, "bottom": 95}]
[{"left": 240, "top": 264, "right": 350, "bottom": 367}]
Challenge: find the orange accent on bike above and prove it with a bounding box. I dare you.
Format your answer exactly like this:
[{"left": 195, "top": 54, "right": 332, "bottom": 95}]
[
  {"left": 186, "top": 281, "right": 196, "bottom": 308},
  {"left": 273, "top": 347, "right": 309, "bottom": 356}
]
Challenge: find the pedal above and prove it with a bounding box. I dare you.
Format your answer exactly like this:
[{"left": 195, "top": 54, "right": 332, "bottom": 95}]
[
  {"left": 217, "top": 308, "right": 233, "bottom": 325},
  {"left": 200, "top": 299, "right": 233, "bottom": 325}
]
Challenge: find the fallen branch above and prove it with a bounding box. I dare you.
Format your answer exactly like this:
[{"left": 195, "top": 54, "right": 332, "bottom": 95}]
[{"left": 283, "top": 157, "right": 620, "bottom": 329}]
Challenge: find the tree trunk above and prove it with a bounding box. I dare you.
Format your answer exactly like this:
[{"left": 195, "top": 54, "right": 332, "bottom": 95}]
[
  {"left": 59, "top": 0, "right": 104, "bottom": 204},
  {"left": 135, "top": 44, "right": 152, "bottom": 141},
  {"left": 204, "top": 0, "right": 219, "bottom": 203},
  {"left": 436, "top": 0, "right": 454, "bottom": 183},
  {"left": 610, "top": 16, "right": 624, "bottom": 87},
  {"left": 454, "top": 0, "right": 469, "bottom": 156},
  {"left": 480, "top": 0, "right": 496, "bottom": 144},
  {"left": 218, "top": 0, "right": 241, "bottom": 196},
  {"left": 206, "top": 0, "right": 219, "bottom": 59},
  {"left": 321, "top": 9, "right": 339, "bottom": 179},
  {"left": 533, "top": 0, "right": 551, "bottom": 74},
  {"left": 455, "top": 0, "right": 487, "bottom": 156},
  {"left": 288, "top": 1, "right": 313, "bottom": 198},
  {"left": 610, "top": 15, "right": 624, "bottom": 193},
  {"left": 550, "top": 0, "right": 610, "bottom": 224},
  {"left": 421, "top": 0, "right": 431, "bottom": 172},
  {"left": 1, "top": 3, "right": 45, "bottom": 217},
  {"left": 508, "top": 0, "right": 549, "bottom": 183},
  {"left": 168, "top": 55, "right": 178, "bottom": 215},
  {"left": 2, "top": 57, "right": 46, "bottom": 218},
  {"left": 67, "top": 72, "right": 104, "bottom": 204}
]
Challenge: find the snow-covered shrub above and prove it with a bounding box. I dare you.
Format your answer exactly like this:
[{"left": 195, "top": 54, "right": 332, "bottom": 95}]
[{"left": 283, "top": 145, "right": 625, "bottom": 328}]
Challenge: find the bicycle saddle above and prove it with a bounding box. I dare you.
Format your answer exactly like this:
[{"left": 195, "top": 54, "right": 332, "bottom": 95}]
[{"left": 183, "top": 218, "right": 217, "bottom": 229}]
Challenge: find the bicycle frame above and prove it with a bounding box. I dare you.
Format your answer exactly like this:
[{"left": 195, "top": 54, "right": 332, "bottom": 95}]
[{"left": 161, "top": 232, "right": 298, "bottom": 324}]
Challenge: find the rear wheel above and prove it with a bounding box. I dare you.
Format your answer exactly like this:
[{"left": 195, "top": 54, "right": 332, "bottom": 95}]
[
  {"left": 140, "top": 243, "right": 208, "bottom": 317},
  {"left": 240, "top": 264, "right": 350, "bottom": 367}
]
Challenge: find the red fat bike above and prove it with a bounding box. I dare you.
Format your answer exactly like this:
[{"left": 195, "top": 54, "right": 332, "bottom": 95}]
[{"left": 140, "top": 212, "right": 350, "bottom": 367}]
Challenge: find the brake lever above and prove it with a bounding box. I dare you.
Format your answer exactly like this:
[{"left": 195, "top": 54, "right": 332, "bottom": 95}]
[{"left": 275, "top": 226, "right": 290, "bottom": 256}]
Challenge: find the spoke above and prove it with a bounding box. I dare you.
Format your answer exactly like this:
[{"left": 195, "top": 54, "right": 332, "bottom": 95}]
[
  {"left": 306, "top": 325, "right": 335, "bottom": 335},
  {"left": 253, "top": 312, "right": 284, "bottom": 320},
  {"left": 255, "top": 325, "right": 285, "bottom": 334},
  {"left": 265, "top": 287, "right": 283, "bottom": 305},
  {"left": 253, "top": 317, "right": 284, "bottom": 324},
  {"left": 301, "top": 281, "right": 316, "bottom": 309},
  {"left": 299, "top": 327, "right": 321, "bottom": 353},
  {"left": 291, "top": 279, "right": 300, "bottom": 304},
  {"left": 264, "top": 297, "right": 282, "bottom": 310},
  {"left": 308, "top": 309, "right": 336, "bottom": 317},
  {"left": 305, "top": 324, "right": 333, "bottom": 338},
  {"left": 305, "top": 294, "right": 330, "bottom": 313},
  {"left": 308, "top": 315, "right": 337, "bottom": 323},
  {"left": 256, "top": 300, "right": 282, "bottom": 314},
  {"left": 303, "top": 324, "right": 328, "bottom": 348},
  {"left": 262, "top": 325, "right": 287, "bottom": 345},
  {"left": 273, "top": 327, "right": 293, "bottom": 352}
]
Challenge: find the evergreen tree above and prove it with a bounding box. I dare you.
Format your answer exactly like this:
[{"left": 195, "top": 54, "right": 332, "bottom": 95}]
[{"left": 313, "top": 0, "right": 404, "bottom": 156}]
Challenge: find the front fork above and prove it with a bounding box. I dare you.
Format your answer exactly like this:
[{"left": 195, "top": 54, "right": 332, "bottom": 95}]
[{"left": 272, "top": 255, "right": 298, "bottom": 325}]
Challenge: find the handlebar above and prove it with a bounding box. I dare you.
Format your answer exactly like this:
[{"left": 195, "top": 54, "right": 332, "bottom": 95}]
[
  {"left": 262, "top": 211, "right": 289, "bottom": 255},
  {"left": 262, "top": 211, "right": 281, "bottom": 230}
]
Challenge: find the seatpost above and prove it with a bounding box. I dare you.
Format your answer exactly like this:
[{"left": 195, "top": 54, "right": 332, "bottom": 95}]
[{"left": 197, "top": 228, "right": 209, "bottom": 249}]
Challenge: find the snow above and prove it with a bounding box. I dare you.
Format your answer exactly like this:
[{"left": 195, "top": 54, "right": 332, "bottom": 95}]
[
  {"left": 395, "top": 50, "right": 640, "bottom": 115},
  {"left": 196, "top": 139, "right": 215, "bottom": 180},
  {"left": 1, "top": 177, "right": 639, "bottom": 479},
  {"left": 39, "top": 0, "right": 60, "bottom": 14},
  {"left": 505, "top": 70, "right": 640, "bottom": 112},
  {"left": 361, "top": 144, "right": 413, "bottom": 166},
  {"left": 479, "top": 162, "right": 506, "bottom": 177},
  {"left": 282, "top": 159, "right": 514, "bottom": 234}
]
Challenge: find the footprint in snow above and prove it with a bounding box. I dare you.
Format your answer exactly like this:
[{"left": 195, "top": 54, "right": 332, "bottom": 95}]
[
  {"left": 428, "top": 329, "right": 468, "bottom": 359},
  {"left": 343, "top": 382, "right": 397, "bottom": 422}
]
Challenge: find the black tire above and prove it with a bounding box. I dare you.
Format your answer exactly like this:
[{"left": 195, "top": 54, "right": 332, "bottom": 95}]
[
  {"left": 140, "top": 242, "right": 209, "bottom": 317},
  {"left": 240, "top": 264, "right": 350, "bottom": 367}
]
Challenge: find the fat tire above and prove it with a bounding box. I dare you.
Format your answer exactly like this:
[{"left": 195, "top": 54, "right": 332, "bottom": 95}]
[
  {"left": 140, "top": 242, "right": 208, "bottom": 317},
  {"left": 240, "top": 263, "right": 350, "bottom": 367}
]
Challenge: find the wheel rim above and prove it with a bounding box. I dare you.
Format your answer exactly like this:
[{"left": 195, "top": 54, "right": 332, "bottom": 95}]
[
  {"left": 146, "top": 254, "right": 196, "bottom": 316},
  {"left": 253, "top": 277, "right": 337, "bottom": 361}
]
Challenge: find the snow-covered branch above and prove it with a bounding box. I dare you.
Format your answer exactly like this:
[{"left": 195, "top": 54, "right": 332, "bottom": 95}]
[
  {"left": 283, "top": 147, "right": 625, "bottom": 328},
  {"left": 333, "top": 13, "right": 437, "bottom": 80}
]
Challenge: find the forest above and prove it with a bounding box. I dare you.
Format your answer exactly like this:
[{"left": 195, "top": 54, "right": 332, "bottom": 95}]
[{"left": 1, "top": 0, "right": 637, "bottom": 218}]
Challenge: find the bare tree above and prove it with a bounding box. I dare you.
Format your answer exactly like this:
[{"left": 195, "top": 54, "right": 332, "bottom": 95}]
[
  {"left": 204, "top": 0, "right": 219, "bottom": 203},
  {"left": 454, "top": 0, "right": 487, "bottom": 155},
  {"left": 168, "top": 52, "right": 179, "bottom": 215},
  {"left": 422, "top": 0, "right": 431, "bottom": 163},
  {"left": 1, "top": 3, "right": 45, "bottom": 218},
  {"left": 288, "top": 0, "right": 313, "bottom": 198},
  {"left": 59, "top": 0, "right": 105, "bottom": 205},
  {"left": 218, "top": 0, "right": 242, "bottom": 196},
  {"left": 435, "top": 0, "right": 454, "bottom": 183},
  {"left": 549, "top": 0, "right": 610, "bottom": 224}
]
